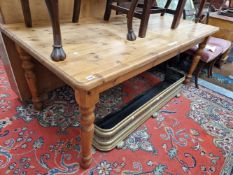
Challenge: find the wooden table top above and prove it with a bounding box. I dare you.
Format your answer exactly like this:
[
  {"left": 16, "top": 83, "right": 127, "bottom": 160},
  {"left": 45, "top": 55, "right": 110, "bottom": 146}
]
[
  {"left": 0, "top": 15, "right": 218, "bottom": 91},
  {"left": 210, "top": 12, "right": 233, "bottom": 22}
]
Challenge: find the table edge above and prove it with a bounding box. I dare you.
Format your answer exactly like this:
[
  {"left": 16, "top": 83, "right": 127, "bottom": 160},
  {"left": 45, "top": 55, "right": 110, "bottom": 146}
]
[{"left": 0, "top": 23, "right": 219, "bottom": 92}]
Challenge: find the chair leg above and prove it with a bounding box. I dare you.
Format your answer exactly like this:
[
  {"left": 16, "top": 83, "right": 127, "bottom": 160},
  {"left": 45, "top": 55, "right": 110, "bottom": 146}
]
[
  {"left": 161, "top": 0, "right": 172, "bottom": 16},
  {"left": 208, "top": 58, "right": 218, "bottom": 77},
  {"left": 127, "top": 0, "right": 138, "bottom": 41},
  {"left": 171, "top": 0, "right": 187, "bottom": 29},
  {"left": 45, "top": 0, "right": 66, "bottom": 61},
  {"left": 216, "top": 49, "right": 231, "bottom": 69},
  {"left": 211, "top": 58, "right": 219, "bottom": 76},
  {"left": 195, "top": 0, "right": 207, "bottom": 23},
  {"left": 72, "top": 0, "right": 81, "bottom": 23},
  {"left": 104, "top": 0, "right": 113, "bottom": 21},
  {"left": 207, "top": 62, "right": 212, "bottom": 78},
  {"left": 195, "top": 61, "right": 205, "bottom": 89},
  {"left": 20, "top": 0, "right": 32, "bottom": 27},
  {"left": 116, "top": 2, "right": 120, "bottom": 15},
  {"left": 138, "top": 0, "right": 155, "bottom": 38}
]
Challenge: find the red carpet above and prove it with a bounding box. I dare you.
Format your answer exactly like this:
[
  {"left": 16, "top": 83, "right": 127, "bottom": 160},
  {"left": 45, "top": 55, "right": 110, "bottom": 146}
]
[{"left": 0, "top": 60, "right": 233, "bottom": 175}]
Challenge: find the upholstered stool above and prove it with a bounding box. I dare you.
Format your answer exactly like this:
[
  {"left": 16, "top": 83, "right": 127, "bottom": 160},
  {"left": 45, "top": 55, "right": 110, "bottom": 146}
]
[
  {"left": 183, "top": 1, "right": 232, "bottom": 88},
  {"left": 207, "top": 37, "right": 232, "bottom": 68},
  {"left": 104, "top": 0, "right": 187, "bottom": 41},
  {"left": 187, "top": 43, "right": 223, "bottom": 88}
]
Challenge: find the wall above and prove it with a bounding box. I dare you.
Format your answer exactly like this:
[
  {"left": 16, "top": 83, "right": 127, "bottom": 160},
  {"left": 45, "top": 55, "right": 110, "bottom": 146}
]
[{"left": 0, "top": 0, "right": 106, "bottom": 24}]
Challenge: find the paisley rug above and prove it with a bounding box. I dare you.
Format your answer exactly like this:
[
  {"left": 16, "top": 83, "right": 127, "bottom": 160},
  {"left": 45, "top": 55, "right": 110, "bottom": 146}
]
[{"left": 0, "top": 60, "right": 233, "bottom": 175}]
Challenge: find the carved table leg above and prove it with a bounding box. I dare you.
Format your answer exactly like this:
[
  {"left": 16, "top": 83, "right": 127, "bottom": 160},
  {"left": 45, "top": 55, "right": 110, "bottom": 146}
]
[
  {"left": 72, "top": 0, "right": 81, "bottom": 23},
  {"left": 45, "top": 0, "right": 66, "bottom": 61},
  {"left": 104, "top": 0, "right": 113, "bottom": 21},
  {"left": 184, "top": 38, "right": 208, "bottom": 84},
  {"left": 138, "top": 0, "right": 155, "bottom": 38},
  {"left": 195, "top": 0, "right": 207, "bottom": 23},
  {"left": 75, "top": 90, "right": 99, "bottom": 169},
  {"left": 20, "top": 0, "right": 32, "bottom": 27},
  {"left": 127, "top": 0, "right": 138, "bottom": 41},
  {"left": 15, "top": 45, "right": 42, "bottom": 110},
  {"left": 171, "top": 0, "right": 187, "bottom": 29},
  {"left": 161, "top": 0, "right": 172, "bottom": 16}
]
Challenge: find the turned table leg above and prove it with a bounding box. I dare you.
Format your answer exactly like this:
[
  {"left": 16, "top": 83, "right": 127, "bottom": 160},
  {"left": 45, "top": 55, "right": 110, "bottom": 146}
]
[
  {"left": 45, "top": 0, "right": 66, "bottom": 61},
  {"left": 15, "top": 45, "right": 42, "bottom": 110},
  {"left": 171, "top": 0, "right": 187, "bottom": 29},
  {"left": 75, "top": 90, "right": 99, "bottom": 169},
  {"left": 72, "top": 0, "right": 81, "bottom": 23},
  {"left": 184, "top": 38, "right": 208, "bottom": 84},
  {"left": 20, "top": 0, "right": 32, "bottom": 27}
]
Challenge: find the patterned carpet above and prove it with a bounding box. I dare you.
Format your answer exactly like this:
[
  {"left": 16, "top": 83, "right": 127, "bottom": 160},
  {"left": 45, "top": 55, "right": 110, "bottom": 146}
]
[{"left": 0, "top": 59, "right": 233, "bottom": 175}]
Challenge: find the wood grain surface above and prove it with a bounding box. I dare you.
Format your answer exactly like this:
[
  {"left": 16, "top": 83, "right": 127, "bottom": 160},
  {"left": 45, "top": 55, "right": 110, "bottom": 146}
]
[{"left": 0, "top": 14, "right": 218, "bottom": 92}]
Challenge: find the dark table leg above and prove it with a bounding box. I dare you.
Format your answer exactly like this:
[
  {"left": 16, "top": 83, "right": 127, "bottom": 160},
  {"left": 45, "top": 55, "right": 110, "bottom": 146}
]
[
  {"left": 127, "top": 0, "right": 138, "bottom": 41},
  {"left": 161, "top": 0, "right": 172, "bottom": 16},
  {"left": 195, "top": 0, "right": 207, "bottom": 23},
  {"left": 45, "top": 0, "right": 66, "bottom": 61},
  {"left": 20, "top": 0, "right": 32, "bottom": 27},
  {"left": 104, "top": 0, "right": 113, "bottom": 20},
  {"left": 171, "top": 0, "right": 187, "bottom": 29},
  {"left": 138, "top": 0, "right": 155, "bottom": 38},
  {"left": 72, "top": 0, "right": 81, "bottom": 23}
]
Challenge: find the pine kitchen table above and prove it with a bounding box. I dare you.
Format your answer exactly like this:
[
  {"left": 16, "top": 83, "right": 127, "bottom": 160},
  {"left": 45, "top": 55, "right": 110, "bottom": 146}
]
[{"left": 0, "top": 14, "right": 218, "bottom": 169}]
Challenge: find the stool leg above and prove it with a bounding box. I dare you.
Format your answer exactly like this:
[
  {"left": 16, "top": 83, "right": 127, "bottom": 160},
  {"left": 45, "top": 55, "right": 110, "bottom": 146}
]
[
  {"left": 45, "top": 0, "right": 66, "bottom": 61},
  {"left": 127, "top": 0, "right": 138, "bottom": 41},
  {"left": 20, "top": 0, "right": 32, "bottom": 27},
  {"left": 72, "top": 0, "right": 81, "bottom": 23},
  {"left": 104, "top": 0, "right": 113, "bottom": 21},
  {"left": 195, "top": 61, "right": 205, "bottom": 89},
  {"left": 161, "top": 0, "right": 172, "bottom": 16},
  {"left": 138, "top": 0, "right": 155, "bottom": 38},
  {"left": 216, "top": 49, "right": 231, "bottom": 69},
  {"left": 171, "top": 0, "right": 187, "bottom": 29},
  {"left": 207, "top": 62, "right": 212, "bottom": 78},
  {"left": 185, "top": 38, "right": 208, "bottom": 84},
  {"left": 208, "top": 59, "right": 217, "bottom": 78}
]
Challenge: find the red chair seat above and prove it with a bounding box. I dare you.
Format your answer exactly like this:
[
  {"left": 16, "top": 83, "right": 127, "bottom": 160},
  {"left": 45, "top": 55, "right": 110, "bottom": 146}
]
[
  {"left": 207, "top": 37, "right": 232, "bottom": 53},
  {"left": 187, "top": 44, "right": 223, "bottom": 63}
]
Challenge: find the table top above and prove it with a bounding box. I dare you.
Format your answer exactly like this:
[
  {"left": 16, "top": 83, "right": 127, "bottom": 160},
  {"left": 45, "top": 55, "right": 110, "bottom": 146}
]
[
  {"left": 0, "top": 15, "right": 218, "bottom": 91},
  {"left": 210, "top": 12, "right": 233, "bottom": 22}
]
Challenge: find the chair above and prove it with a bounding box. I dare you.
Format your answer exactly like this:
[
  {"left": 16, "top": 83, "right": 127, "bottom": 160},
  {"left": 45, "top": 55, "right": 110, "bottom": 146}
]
[
  {"left": 209, "top": 37, "right": 232, "bottom": 67},
  {"left": 104, "top": 0, "right": 187, "bottom": 41},
  {"left": 20, "top": 0, "right": 81, "bottom": 61},
  {"left": 183, "top": 1, "right": 232, "bottom": 88}
]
